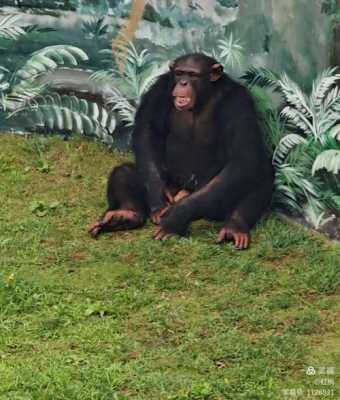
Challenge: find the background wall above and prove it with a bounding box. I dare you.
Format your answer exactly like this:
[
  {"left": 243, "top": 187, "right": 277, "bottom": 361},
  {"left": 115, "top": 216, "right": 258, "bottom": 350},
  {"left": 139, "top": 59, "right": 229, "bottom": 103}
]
[
  {"left": 0, "top": 0, "right": 338, "bottom": 134},
  {"left": 0, "top": 0, "right": 339, "bottom": 229},
  {"left": 0, "top": 0, "right": 336, "bottom": 82}
]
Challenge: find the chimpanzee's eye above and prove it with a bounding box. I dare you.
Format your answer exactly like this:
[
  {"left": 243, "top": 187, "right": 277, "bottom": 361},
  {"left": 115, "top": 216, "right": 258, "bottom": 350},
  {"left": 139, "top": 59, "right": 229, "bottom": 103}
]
[
  {"left": 175, "top": 70, "right": 184, "bottom": 77},
  {"left": 188, "top": 72, "right": 200, "bottom": 78}
]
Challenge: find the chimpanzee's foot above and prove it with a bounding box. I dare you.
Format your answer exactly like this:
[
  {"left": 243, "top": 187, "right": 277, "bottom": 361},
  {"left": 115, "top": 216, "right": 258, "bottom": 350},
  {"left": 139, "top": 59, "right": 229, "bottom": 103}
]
[
  {"left": 153, "top": 226, "right": 175, "bottom": 241},
  {"left": 88, "top": 221, "right": 103, "bottom": 238},
  {"left": 150, "top": 206, "right": 170, "bottom": 225},
  {"left": 216, "top": 226, "right": 250, "bottom": 250},
  {"left": 88, "top": 210, "right": 145, "bottom": 238}
]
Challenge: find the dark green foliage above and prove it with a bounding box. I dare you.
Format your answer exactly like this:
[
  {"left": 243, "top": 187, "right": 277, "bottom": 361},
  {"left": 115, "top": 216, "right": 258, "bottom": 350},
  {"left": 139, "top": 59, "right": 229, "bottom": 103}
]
[
  {"left": 241, "top": 67, "right": 281, "bottom": 91},
  {"left": 0, "top": 14, "right": 26, "bottom": 40},
  {"left": 321, "top": 0, "right": 338, "bottom": 15},
  {"left": 143, "top": 4, "right": 173, "bottom": 28},
  {"left": 142, "top": 5, "right": 212, "bottom": 29},
  {"left": 24, "top": 93, "right": 116, "bottom": 144},
  {"left": 0, "top": 0, "right": 78, "bottom": 10},
  {"left": 0, "top": 39, "right": 119, "bottom": 145},
  {"left": 81, "top": 17, "right": 109, "bottom": 40},
  {"left": 243, "top": 66, "right": 340, "bottom": 228},
  {"left": 217, "top": 0, "right": 239, "bottom": 8}
]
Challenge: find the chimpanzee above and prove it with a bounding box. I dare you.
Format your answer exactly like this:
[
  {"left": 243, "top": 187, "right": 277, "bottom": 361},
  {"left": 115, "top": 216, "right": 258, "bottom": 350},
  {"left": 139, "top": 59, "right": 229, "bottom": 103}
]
[{"left": 88, "top": 53, "right": 274, "bottom": 249}]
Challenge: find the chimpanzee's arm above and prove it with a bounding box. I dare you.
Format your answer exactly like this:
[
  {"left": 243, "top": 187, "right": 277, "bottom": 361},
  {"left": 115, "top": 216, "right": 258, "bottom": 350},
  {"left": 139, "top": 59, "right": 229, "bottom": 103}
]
[
  {"left": 133, "top": 123, "right": 166, "bottom": 213},
  {"left": 160, "top": 91, "right": 270, "bottom": 234},
  {"left": 132, "top": 74, "right": 172, "bottom": 213}
]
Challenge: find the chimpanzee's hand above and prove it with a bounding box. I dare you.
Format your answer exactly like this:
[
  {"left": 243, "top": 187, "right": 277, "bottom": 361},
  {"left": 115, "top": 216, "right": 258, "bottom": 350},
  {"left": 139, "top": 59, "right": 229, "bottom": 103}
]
[
  {"left": 157, "top": 203, "right": 190, "bottom": 237},
  {"left": 153, "top": 226, "right": 174, "bottom": 241},
  {"left": 216, "top": 226, "right": 250, "bottom": 250},
  {"left": 150, "top": 187, "right": 179, "bottom": 225},
  {"left": 150, "top": 206, "right": 170, "bottom": 225},
  {"left": 173, "top": 189, "right": 190, "bottom": 202},
  {"left": 151, "top": 188, "right": 192, "bottom": 226},
  {"left": 153, "top": 205, "right": 189, "bottom": 241}
]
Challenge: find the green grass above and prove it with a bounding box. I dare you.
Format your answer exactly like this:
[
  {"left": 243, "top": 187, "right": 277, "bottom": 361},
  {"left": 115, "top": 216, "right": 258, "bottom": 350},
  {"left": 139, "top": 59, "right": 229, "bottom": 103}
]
[{"left": 0, "top": 134, "right": 339, "bottom": 400}]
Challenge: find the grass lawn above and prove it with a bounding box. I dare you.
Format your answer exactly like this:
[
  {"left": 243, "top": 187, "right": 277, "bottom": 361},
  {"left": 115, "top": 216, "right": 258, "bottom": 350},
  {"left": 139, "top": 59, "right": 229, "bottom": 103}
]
[{"left": 0, "top": 134, "right": 339, "bottom": 400}]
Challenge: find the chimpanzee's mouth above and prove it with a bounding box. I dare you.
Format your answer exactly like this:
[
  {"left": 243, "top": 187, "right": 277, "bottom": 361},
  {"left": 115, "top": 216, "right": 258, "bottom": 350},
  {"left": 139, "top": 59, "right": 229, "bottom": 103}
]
[{"left": 174, "top": 96, "right": 192, "bottom": 110}]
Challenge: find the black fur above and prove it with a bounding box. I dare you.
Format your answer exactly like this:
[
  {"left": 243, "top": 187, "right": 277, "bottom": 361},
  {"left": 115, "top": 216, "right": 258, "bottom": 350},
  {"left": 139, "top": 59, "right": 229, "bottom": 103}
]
[{"left": 94, "top": 53, "right": 274, "bottom": 240}]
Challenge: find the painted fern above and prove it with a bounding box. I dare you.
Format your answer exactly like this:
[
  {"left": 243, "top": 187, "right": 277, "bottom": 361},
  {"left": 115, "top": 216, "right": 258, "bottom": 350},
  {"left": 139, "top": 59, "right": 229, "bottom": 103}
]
[
  {"left": 246, "top": 66, "right": 340, "bottom": 222},
  {"left": 241, "top": 67, "right": 280, "bottom": 91},
  {"left": 28, "top": 93, "right": 115, "bottom": 133},
  {"left": 312, "top": 150, "right": 340, "bottom": 175},
  {"left": 17, "top": 45, "right": 89, "bottom": 80},
  {"left": 217, "top": 33, "right": 244, "bottom": 71},
  {"left": 272, "top": 134, "right": 307, "bottom": 166},
  {"left": 0, "top": 14, "right": 26, "bottom": 40},
  {"left": 92, "top": 41, "right": 167, "bottom": 127}
]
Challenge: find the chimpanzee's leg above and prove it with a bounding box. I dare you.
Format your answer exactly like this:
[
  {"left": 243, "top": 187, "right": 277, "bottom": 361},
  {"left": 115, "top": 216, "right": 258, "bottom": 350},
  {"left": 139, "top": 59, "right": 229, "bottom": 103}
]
[
  {"left": 217, "top": 180, "right": 273, "bottom": 249},
  {"left": 88, "top": 163, "right": 148, "bottom": 238}
]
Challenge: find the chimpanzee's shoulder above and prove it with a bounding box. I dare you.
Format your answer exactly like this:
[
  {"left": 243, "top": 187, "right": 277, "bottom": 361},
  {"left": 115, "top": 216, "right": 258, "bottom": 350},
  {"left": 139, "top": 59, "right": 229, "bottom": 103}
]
[
  {"left": 218, "top": 75, "right": 256, "bottom": 107},
  {"left": 218, "top": 74, "right": 249, "bottom": 94},
  {"left": 146, "top": 73, "right": 172, "bottom": 97},
  {"left": 135, "top": 73, "right": 173, "bottom": 124},
  {"left": 137, "top": 73, "right": 172, "bottom": 111}
]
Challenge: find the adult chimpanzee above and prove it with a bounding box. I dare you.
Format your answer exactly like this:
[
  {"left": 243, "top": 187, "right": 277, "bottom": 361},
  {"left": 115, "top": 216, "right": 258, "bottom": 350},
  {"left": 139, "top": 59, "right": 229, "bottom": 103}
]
[{"left": 88, "top": 53, "right": 274, "bottom": 249}]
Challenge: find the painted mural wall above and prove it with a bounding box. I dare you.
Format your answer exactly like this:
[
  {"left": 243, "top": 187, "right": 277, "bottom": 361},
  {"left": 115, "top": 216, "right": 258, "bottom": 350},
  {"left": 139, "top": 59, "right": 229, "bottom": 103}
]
[
  {"left": 0, "top": 0, "right": 337, "bottom": 138},
  {"left": 1, "top": 0, "right": 339, "bottom": 230}
]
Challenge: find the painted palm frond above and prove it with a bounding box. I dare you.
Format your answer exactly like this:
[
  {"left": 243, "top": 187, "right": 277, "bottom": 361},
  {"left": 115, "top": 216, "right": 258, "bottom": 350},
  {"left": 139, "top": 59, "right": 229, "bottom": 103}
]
[
  {"left": 89, "top": 70, "right": 114, "bottom": 86},
  {"left": 114, "top": 39, "right": 150, "bottom": 71},
  {"left": 302, "top": 203, "right": 335, "bottom": 230},
  {"left": 271, "top": 66, "right": 340, "bottom": 216},
  {"left": 123, "top": 62, "right": 139, "bottom": 96},
  {"left": 331, "top": 195, "right": 340, "bottom": 210},
  {"left": 244, "top": 66, "right": 340, "bottom": 145},
  {"left": 126, "top": 48, "right": 150, "bottom": 69},
  {"left": 0, "top": 66, "right": 10, "bottom": 93},
  {"left": 241, "top": 67, "right": 280, "bottom": 91},
  {"left": 273, "top": 164, "right": 306, "bottom": 211},
  {"left": 321, "top": 85, "right": 340, "bottom": 112},
  {"left": 280, "top": 106, "right": 313, "bottom": 136},
  {"left": 114, "top": 42, "right": 158, "bottom": 99},
  {"left": 273, "top": 160, "right": 325, "bottom": 219},
  {"left": 279, "top": 71, "right": 340, "bottom": 143},
  {"left": 17, "top": 45, "right": 89, "bottom": 80},
  {"left": 81, "top": 16, "right": 109, "bottom": 39},
  {"left": 217, "top": 33, "right": 244, "bottom": 70},
  {"left": 235, "top": 60, "right": 337, "bottom": 220},
  {"left": 5, "top": 80, "right": 46, "bottom": 112},
  {"left": 107, "top": 88, "right": 136, "bottom": 126},
  {"left": 0, "top": 14, "right": 26, "bottom": 40},
  {"left": 137, "top": 63, "right": 167, "bottom": 98},
  {"left": 272, "top": 133, "right": 307, "bottom": 166},
  {"left": 330, "top": 124, "right": 340, "bottom": 141},
  {"left": 111, "top": 100, "right": 135, "bottom": 126},
  {"left": 318, "top": 109, "right": 340, "bottom": 136},
  {"left": 279, "top": 73, "right": 312, "bottom": 117},
  {"left": 300, "top": 177, "right": 320, "bottom": 199},
  {"left": 317, "top": 87, "right": 340, "bottom": 134},
  {"left": 24, "top": 93, "right": 116, "bottom": 143},
  {"left": 273, "top": 182, "right": 300, "bottom": 211},
  {"left": 108, "top": 42, "right": 167, "bottom": 121},
  {"left": 311, "top": 67, "right": 340, "bottom": 110},
  {"left": 312, "top": 149, "right": 340, "bottom": 175}
]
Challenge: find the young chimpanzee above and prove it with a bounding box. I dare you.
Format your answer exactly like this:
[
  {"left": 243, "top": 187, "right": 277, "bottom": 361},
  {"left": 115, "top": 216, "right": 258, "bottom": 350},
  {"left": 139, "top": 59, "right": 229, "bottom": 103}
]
[{"left": 88, "top": 53, "right": 274, "bottom": 249}]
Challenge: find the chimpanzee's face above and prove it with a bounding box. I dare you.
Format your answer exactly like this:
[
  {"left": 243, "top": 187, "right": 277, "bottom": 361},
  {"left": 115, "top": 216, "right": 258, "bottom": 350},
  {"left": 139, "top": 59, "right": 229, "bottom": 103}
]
[{"left": 170, "top": 55, "right": 223, "bottom": 111}]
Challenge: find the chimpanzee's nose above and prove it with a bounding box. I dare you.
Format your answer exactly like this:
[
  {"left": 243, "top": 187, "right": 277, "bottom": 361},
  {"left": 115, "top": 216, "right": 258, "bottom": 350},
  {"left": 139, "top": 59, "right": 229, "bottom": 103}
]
[{"left": 180, "top": 80, "right": 188, "bottom": 86}]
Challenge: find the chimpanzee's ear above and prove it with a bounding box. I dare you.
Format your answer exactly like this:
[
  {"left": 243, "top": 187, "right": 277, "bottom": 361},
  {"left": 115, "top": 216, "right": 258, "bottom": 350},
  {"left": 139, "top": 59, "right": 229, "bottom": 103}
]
[
  {"left": 210, "top": 63, "right": 224, "bottom": 82},
  {"left": 169, "top": 60, "right": 175, "bottom": 71}
]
